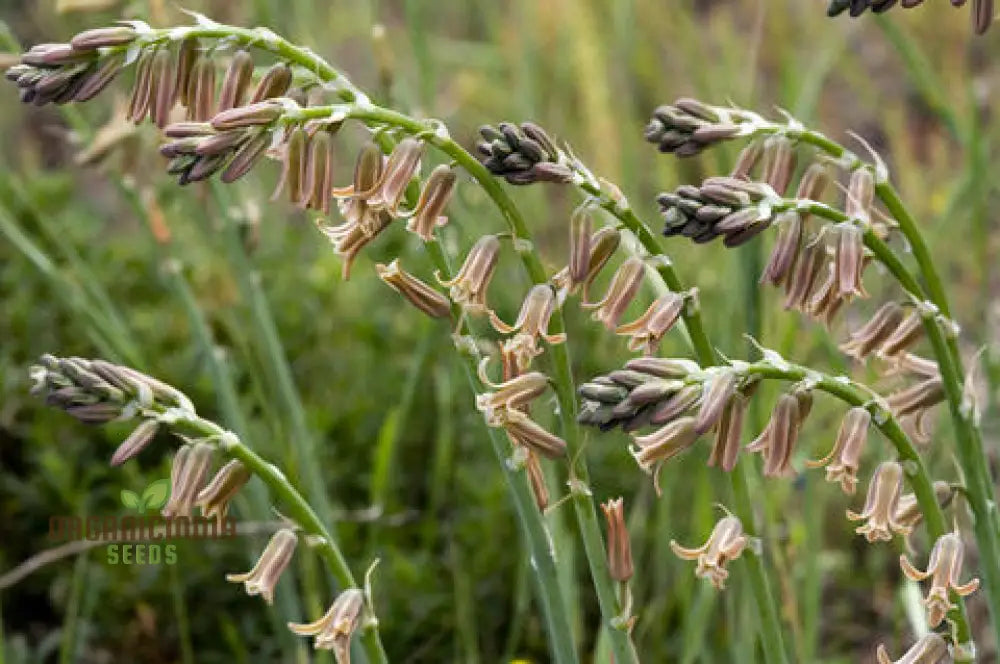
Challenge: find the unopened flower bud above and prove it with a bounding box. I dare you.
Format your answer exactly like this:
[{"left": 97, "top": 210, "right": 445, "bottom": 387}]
[
  {"left": 601, "top": 498, "right": 634, "bottom": 582},
  {"left": 110, "top": 419, "right": 160, "bottom": 466}
]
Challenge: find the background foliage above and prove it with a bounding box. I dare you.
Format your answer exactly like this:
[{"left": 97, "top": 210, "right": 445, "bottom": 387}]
[{"left": 0, "top": 0, "right": 997, "bottom": 662}]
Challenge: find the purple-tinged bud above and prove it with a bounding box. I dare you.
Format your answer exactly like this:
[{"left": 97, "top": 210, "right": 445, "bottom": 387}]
[
  {"left": 746, "top": 393, "right": 802, "bottom": 477},
  {"left": 845, "top": 169, "right": 874, "bottom": 224},
  {"left": 878, "top": 310, "right": 924, "bottom": 357},
  {"left": 795, "top": 163, "right": 831, "bottom": 202},
  {"left": 211, "top": 100, "right": 283, "bottom": 130},
  {"left": 271, "top": 127, "right": 307, "bottom": 204},
  {"left": 110, "top": 419, "right": 160, "bottom": 466},
  {"left": 221, "top": 131, "right": 271, "bottom": 183},
  {"left": 730, "top": 141, "right": 764, "bottom": 180},
  {"left": 834, "top": 224, "right": 867, "bottom": 299},
  {"left": 70, "top": 27, "right": 138, "bottom": 50},
  {"left": 601, "top": 498, "right": 634, "bottom": 582},
  {"left": 369, "top": 138, "right": 423, "bottom": 214},
  {"left": 568, "top": 207, "right": 592, "bottom": 286},
  {"left": 127, "top": 50, "right": 154, "bottom": 123},
  {"left": 250, "top": 62, "right": 293, "bottom": 103},
  {"left": 196, "top": 459, "right": 251, "bottom": 525},
  {"left": 162, "top": 442, "right": 215, "bottom": 518},
  {"left": 187, "top": 58, "right": 216, "bottom": 122},
  {"left": 782, "top": 235, "right": 824, "bottom": 311},
  {"left": 759, "top": 211, "right": 802, "bottom": 286},
  {"left": 174, "top": 38, "right": 199, "bottom": 109},
  {"left": 708, "top": 392, "right": 746, "bottom": 472},
  {"left": 217, "top": 50, "right": 254, "bottom": 112},
  {"left": 694, "top": 371, "right": 737, "bottom": 434},
  {"left": 840, "top": 302, "right": 905, "bottom": 359},
  {"left": 761, "top": 137, "right": 797, "bottom": 196}
]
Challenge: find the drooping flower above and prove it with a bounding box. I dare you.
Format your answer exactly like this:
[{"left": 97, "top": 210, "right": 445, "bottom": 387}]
[
  {"left": 875, "top": 633, "right": 950, "bottom": 664},
  {"left": 631, "top": 416, "right": 700, "bottom": 494},
  {"left": 196, "top": 459, "right": 252, "bottom": 525},
  {"left": 162, "top": 441, "right": 215, "bottom": 518},
  {"left": 670, "top": 515, "right": 749, "bottom": 590},
  {"left": 708, "top": 392, "right": 747, "bottom": 473},
  {"left": 847, "top": 461, "right": 910, "bottom": 542},
  {"left": 900, "top": 531, "right": 980, "bottom": 627},
  {"left": 288, "top": 588, "right": 365, "bottom": 662},
  {"left": 601, "top": 498, "right": 634, "bottom": 583},
  {"left": 489, "top": 284, "right": 566, "bottom": 371},
  {"left": 376, "top": 259, "right": 452, "bottom": 319},
  {"left": 615, "top": 292, "right": 685, "bottom": 355},
  {"left": 746, "top": 393, "right": 804, "bottom": 477},
  {"left": 583, "top": 257, "right": 646, "bottom": 331},
  {"left": 405, "top": 164, "right": 456, "bottom": 241},
  {"left": 226, "top": 528, "right": 298, "bottom": 605},
  {"left": 436, "top": 235, "right": 501, "bottom": 315},
  {"left": 806, "top": 407, "right": 870, "bottom": 494}
]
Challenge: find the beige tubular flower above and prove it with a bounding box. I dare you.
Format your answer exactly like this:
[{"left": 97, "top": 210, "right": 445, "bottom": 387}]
[
  {"left": 631, "top": 416, "right": 699, "bottom": 495},
  {"left": 490, "top": 284, "right": 566, "bottom": 371},
  {"left": 806, "top": 406, "right": 871, "bottom": 494},
  {"left": 475, "top": 360, "right": 550, "bottom": 412},
  {"left": 900, "top": 532, "right": 980, "bottom": 627},
  {"left": 583, "top": 256, "right": 645, "bottom": 331},
  {"left": 556, "top": 226, "right": 621, "bottom": 300},
  {"left": 226, "top": 528, "right": 298, "bottom": 604},
  {"left": 847, "top": 461, "right": 910, "bottom": 542},
  {"left": 833, "top": 223, "right": 867, "bottom": 299},
  {"left": 376, "top": 259, "right": 452, "bottom": 319},
  {"left": 288, "top": 588, "right": 365, "bottom": 663},
  {"left": 616, "top": 292, "right": 685, "bottom": 356},
  {"left": 670, "top": 515, "right": 748, "bottom": 590},
  {"left": 876, "top": 633, "right": 950, "bottom": 664},
  {"left": 483, "top": 406, "right": 567, "bottom": 459},
  {"left": 367, "top": 138, "right": 423, "bottom": 214},
  {"left": 436, "top": 235, "right": 501, "bottom": 315},
  {"left": 745, "top": 393, "right": 802, "bottom": 478},
  {"left": 196, "top": 459, "right": 251, "bottom": 525},
  {"left": 759, "top": 210, "right": 802, "bottom": 287},
  {"left": 110, "top": 418, "right": 160, "bottom": 466},
  {"left": 406, "top": 164, "right": 457, "bottom": 241},
  {"left": 708, "top": 392, "right": 747, "bottom": 472},
  {"left": 162, "top": 441, "right": 215, "bottom": 518},
  {"left": 601, "top": 497, "right": 634, "bottom": 582},
  {"left": 525, "top": 452, "right": 549, "bottom": 511},
  {"left": 840, "top": 302, "right": 905, "bottom": 359},
  {"left": 694, "top": 371, "right": 738, "bottom": 434},
  {"left": 332, "top": 143, "right": 391, "bottom": 236}
]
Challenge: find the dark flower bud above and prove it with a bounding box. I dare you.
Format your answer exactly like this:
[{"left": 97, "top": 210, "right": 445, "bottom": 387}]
[{"left": 477, "top": 121, "right": 567, "bottom": 185}]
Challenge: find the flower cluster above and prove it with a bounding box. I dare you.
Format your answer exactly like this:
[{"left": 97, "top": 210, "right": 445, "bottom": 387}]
[
  {"left": 475, "top": 121, "right": 573, "bottom": 185},
  {"left": 826, "top": 0, "right": 994, "bottom": 34}
]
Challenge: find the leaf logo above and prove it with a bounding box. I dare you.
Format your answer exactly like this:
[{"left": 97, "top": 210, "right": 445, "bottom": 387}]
[{"left": 120, "top": 478, "right": 171, "bottom": 513}]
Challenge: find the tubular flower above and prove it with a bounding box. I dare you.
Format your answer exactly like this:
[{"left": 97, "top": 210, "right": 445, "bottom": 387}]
[
  {"left": 226, "top": 528, "right": 298, "bottom": 605},
  {"left": 631, "top": 416, "right": 700, "bottom": 495},
  {"left": 759, "top": 211, "right": 802, "bottom": 287},
  {"left": 406, "top": 164, "right": 456, "bottom": 241},
  {"left": 195, "top": 459, "right": 252, "bottom": 525},
  {"left": 367, "top": 137, "right": 423, "bottom": 214},
  {"left": 375, "top": 259, "right": 452, "bottom": 319},
  {"left": 615, "top": 292, "right": 685, "bottom": 355},
  {"left": 694, "top": 371, "right": 738, "bottom": 434},
  {"left": 490, "top": 284, "right": 566, "bottom": 371},
  {"left": 583, "top": 257, "right": 646, "bottom": 331},
  {"left": 553, "top": 226, "right": 621, "bottom": 300},
  {"left": 162, "top": 441, "right": 215, "bottom": 518},
  {"left": 894, "top": 481, "right": 956, "bottom": 533},
  {"left": 601, "top": 498, "right": 634, "bottom": 582},
  {"left": 847, "top": 461, "right": 910, "bottom": 542},
  {"left": 782, "top": 236, "right": 825, "bottom": 312},
  {"left": 840, "top": 302, "right": 905, "bottom": 359},
  {"left": 746, "top": 393, "right": 803, "bottom": 477},
  {"left": 483, "top": 406, "right": 567, "bottom": 459},
  {"left": 900, "top": 532, "right": 980, "bottom": 627},
  {"left": 475, "top": 360, "right": 550, "bottom": 412},
  {"left": 317, "top": 211, "right": 392, "bottom": 281},
  {"left": 833, "top": 223, "right": 868, "bottom": 299},
  {"left": 332, "top": 143, "right": 390, "bottom": 236},
  {"left": 875, "top": 633, "right": 950, "bottom": 664},
  {"left": 288, "top": 588, "right": 364, "bottom": 663},
  {"left": 805, "top": 406, "right": 871, "bottom": 494},
  {"left": 110, "top": 419, "right": 160, "bottom": 466},
  {"left": 525, "top": 452, "right": 549, "bottom": 511},
  {"left": 708, "top": 392, "right": 747, "bottom": 473},
  {"left": 887, "top": 377, "right": 945, "bottom": 420},
  {"left": 436, "top": 235, "right": 501, "bottom": 315},
  {"left": 670, "top": 515, "right": 749, "bottom": 590}
]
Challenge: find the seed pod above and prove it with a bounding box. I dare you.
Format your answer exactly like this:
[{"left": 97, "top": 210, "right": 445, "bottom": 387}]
[
  {"left": 250, "top": 62, "right": 293, "bottom": 102},
  {"left": 217, "top": 50, "right": 254, "bottom": 112}
]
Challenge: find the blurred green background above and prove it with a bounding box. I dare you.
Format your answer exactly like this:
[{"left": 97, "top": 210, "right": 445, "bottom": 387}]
[{"left": 0, "top": 0, "right": 998, "bottom": 662}]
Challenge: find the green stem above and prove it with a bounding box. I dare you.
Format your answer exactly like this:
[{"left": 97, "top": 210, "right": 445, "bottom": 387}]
[
  {"left": 157, "top": 405, "right": 388, "bottom": 664},
  {"left": 576, "top": 184, "right": 788, "bottom": 664}
]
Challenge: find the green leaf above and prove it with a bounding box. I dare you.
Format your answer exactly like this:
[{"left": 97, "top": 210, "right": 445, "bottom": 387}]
[
  {"left": 120, "top": 489, "right": 141, "bottom": 511},
  {"left": 141, "top": 479, "right": 171, "bottom": 510}
]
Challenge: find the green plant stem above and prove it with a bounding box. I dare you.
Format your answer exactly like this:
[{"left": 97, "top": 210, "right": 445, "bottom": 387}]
[
  {"left": 148, "top": 403, "right": 388, "bottom": 664},
  {"left": 286, "top": 101, "right": 638, "bottom": 663},
  {"left": 575, "top": 184, "right": 788, "bottom": 664}
]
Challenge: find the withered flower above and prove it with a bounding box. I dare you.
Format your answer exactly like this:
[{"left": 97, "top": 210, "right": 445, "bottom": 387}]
[
  {"left": 436, "top": 235, "right": 500, "bottom": 314},
  {"left": 708, "top": 392, "right": 747, "bottom": 472},
  {"left": 490, "top": 284, "right": 566, "bottom": 371},
  {"left": 746, "top": 393, "right": 804, "bottom": 477},
  {"left": 900, "top": 531, "right": 980, "bottom": 627},
  {"left": 879, "top": 310, "right": 924, "bottom": 357},
  {"left": 601, "top": 498, "right": 634, "bottom": 582},
  {"left": 476, "top": 121, "right": 572, "bottom": 185},
  {"left": 847, "top": 461, "right": 910, "bottom": 542},
  {"left": 196, "top": 459, "right": 252, "bottom": 525},
  {"left": 227, "top": 528, "right": 298, "bottom": 605},
  {"left": 615, "top": 292, "right": 685, "bottom": 355},
  {"left": 288, "top": 589, "right": 365, "bottom": 663},
  {"left": 583, "top": 257, "right": 646, "bottom": 331},
  {"left": 406, "top": 164, "right": 456, "bottom": 241},
  {"left": 670, "top": 515, "right": 749, "bottom": 589},
  {"left": 875, "top": 633, "right": 950, "bottom": 664},
  {"left": 110, "top": 418, "right": 160, "bottom": 466},
  {"left": 162, "top": 441, "right": 215, "bottom": 518},
  {"left": 840, "top": 302, "right": 905, "bottom": 359},
  {"left": 376, "top": 259, "right": 452, "bottom": 319},
  {"left": 483, "top": 406, "right": 567, "bottom": 459},
  {"left": 806, "top": 406, "right": 870, "bottom": 494},
  {"left": 475, "top": 362, "right": 550, "bottom": 412},
  {"left": 631, "top": 416, "right": 699, "bottom": 494},
  {"left": 525, "top": 452, "right": 549, "bottom": 511}
]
